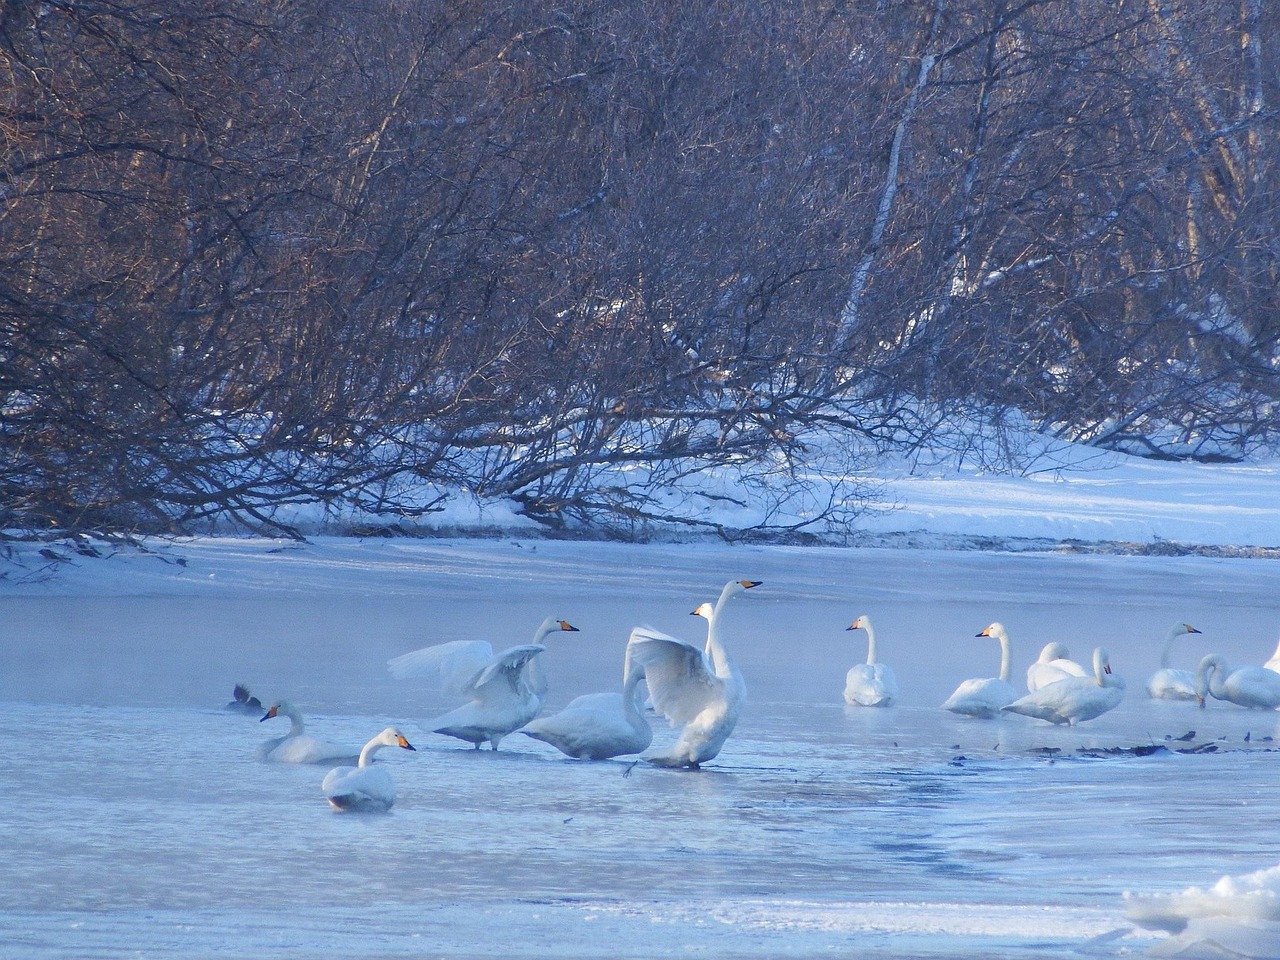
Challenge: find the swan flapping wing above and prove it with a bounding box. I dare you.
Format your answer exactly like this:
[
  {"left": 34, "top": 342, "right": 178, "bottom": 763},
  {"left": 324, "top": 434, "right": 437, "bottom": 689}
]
[
  {"left": 627, "top": 626, "right": 718, "bottom": 725},
  {"left": 469, "top": 644, "right": 546, "bottom": 696},
  {"left": 387, "top": 640, "right": 495, "bottom": 696}
]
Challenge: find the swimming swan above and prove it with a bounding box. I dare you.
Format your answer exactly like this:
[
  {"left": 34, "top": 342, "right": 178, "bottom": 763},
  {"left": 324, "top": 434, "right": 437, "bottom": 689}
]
[
  {"left": 627, "top": 579, "right": 761, "bottom": 768},
  {"left": 1145, "top": 623, "right": 1204, "bottom": 700},
  {"left": 941, "top": 622, "right": 1018, "bottom": 718},
  {"left": 1002, "top": 647, "right": 1126, "bottom": 725},
  {"left": 844, "top": 615, "right": 898, "bottom": 707},
  {"left": 1026, "top": 642, "right": 1088, "bottom": 692},
  {"left": 258, "top": 701, "right": 360, "bottom": 764},
  {"left": 389, "top": 618, "right": 580, "bottom": 750},
  {"left": 321, "top": 727, "right": 416, "bottom": 812},
  {"left": 519, "top": 649, "right": 652, "bottom": 760},
  {"left": 1195, "top": 654, "right": 1280, "bottom": 710}
]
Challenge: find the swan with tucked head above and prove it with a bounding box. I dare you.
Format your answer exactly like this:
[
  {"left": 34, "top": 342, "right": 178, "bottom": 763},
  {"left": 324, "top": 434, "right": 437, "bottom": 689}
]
[
  {"left": 321, "top": 727, "right": 416, "bottom": 812},
  {"left": 627, "top": 579, "right": 761, "bottom": 769},
  {"left": 1146, "top": 623, "right": 1204, "bottom": 700},
  {"left": 844, "top": 615, "right": 898, "bottom": 707},
  {"left": 1003, "top": 647, "right": 1126, "bottom": 725},
  {"left": 520, "top": 647, "right": 652, "bottom": 760},
  {"left": 941, "top": 622, "right": 1018, "bottom": 718},
  {"left": 388, "top": 617, "right": 580, "bottom": 750},
  {"left": 1026, "top": 642, "right": 1088, "bottom": 692},
  {"left": 1195, "top": 654, "right": 1280, "bottom": 710},
  {"left": 257, "top": 701, "right": 359, "bottom": 765}
]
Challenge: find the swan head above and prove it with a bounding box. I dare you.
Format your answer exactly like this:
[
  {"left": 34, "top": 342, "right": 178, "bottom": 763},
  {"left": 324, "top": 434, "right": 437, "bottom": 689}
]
[
  {"left": 260, "top": 701, "right": 297, "bottom": 723},
  {"left": 1094, "top": 646, "right": 1112, "bottom": 675},
  {"left": 691, "top": 601, "right": 716, "bottom": 621},
  {"left": 976, "top": 622, "right": 1008, "bottom": 641},
  {"left": 377, "top": 727, "right": 416, "bottom": 751},
  {"left": 1174, "top": 623, "right": 1202, "bottom": 636},
  {"left": 534, "top": 618, "right": 580, "bottom": 641},
  {"left": 724, "top": 579, "right": 762, "bottom": 597},
  {"left": 847, "top": 615, "right": 872, "bottom": 632}
]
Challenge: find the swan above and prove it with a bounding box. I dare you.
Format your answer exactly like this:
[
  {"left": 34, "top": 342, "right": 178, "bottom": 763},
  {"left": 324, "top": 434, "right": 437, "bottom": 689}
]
[
  {"left": 257, "top": 701, "right": 360, "bottom": 764},
  {"left": 519, "top": 650, "right": 652, "bottom": 760},
  {"left": 389, "top": 618, "right": 580, "bottom": 750},
  {"left": 1025, "top": 642, "right": 1088, "bottom": 692},
  {"left": 843, "top": 615, "right": 898, "bottom": 707},
  {"left": 226, "top": 683, "right": 263, "bottom": 715},
  {"left": 1195, "top": 654, "right": 1280, "bottom": 710},
  {"left": 321, "top": 727, "right": 416, "bottom": 812},
  {"left": 941, "top": 622, "right": 1018, "bottom": 718},
  {"left": 1002, "top": 647, "right": 1126, "bottom": 725},
  {"left": 627, "top": 578, "right": 761, "bottom": 768},
  {"left": 1145, "top": 622, "right": 1204, "bottom": 700}
]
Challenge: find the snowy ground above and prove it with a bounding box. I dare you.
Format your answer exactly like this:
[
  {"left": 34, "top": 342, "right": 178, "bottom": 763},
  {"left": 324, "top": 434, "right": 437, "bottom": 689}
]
[{"left": 4, "top": 452, "right": 1280, "bottom": 959}]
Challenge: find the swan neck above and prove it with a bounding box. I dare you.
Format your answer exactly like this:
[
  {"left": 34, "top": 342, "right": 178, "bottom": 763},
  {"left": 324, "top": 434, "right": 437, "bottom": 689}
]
[
  {"left": 284, "top": 707, "right": 304, "bottom": 736},
  {"left": 706, "top": 598, "right": 737, "bottom": 680},
  {"left": 525, "top": 654, "right": 548, "bottom": 698},
  {"left": 1159, "top": 632, "right": 1175, "bottom": 669},
  {"left": 357, "top": 739, "right": 384, "bottom": 768},
  {"left": 996, "top": 633, "right": 1011, "bottom": 683},
  {"left": 1196, "top": 656, "right": 1225, "bottom": 699},
  {"left": 863, "top": 624, "right": 878, "bottom": 665},
  {"left": 621, "top": 666, "right": 645, "bottom": 724}
]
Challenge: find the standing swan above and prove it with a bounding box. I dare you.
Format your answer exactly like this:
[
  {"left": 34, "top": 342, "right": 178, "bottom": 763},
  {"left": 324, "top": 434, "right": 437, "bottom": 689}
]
[
  {"left": 627, "top": 579, "right": 762, "bottom": 768},
  {"left": 519, "top": 650, "right": 652, "bottom": 760},
  {"left": 1026, "top": 643, "right": 1088, "bottom": 692},
  {"left": 1002, "top": 647, "right": 1126, "bottom": 725},
  {"left": 388, "top": 618, "right": 580, "bottom": 750},
  {"left": 321, "top": 727, "right": 416, "bottom": 812},
  {"left": 1195, "top": 654, "right": 1280, "bottom": 710},
  {"left": 257, "top": 701, "right": 360, "bottom": 764},
  {"left": 844, "top": 615, "right": 898, "bottom": 707},
  {"left": 941, "top": 622, "right": 1017, "bottom": 718},
  {"left": 1146, "top": 623, "right": 1204, "bottom": 700}
]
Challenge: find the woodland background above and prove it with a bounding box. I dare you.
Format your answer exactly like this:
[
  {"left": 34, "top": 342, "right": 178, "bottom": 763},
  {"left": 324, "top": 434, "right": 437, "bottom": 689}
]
[{"left": 2, "top": 0, "right": 1277, "bottom": 540}]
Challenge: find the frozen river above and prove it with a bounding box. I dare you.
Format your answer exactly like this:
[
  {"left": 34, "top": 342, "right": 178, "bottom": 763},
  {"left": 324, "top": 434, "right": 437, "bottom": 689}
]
[{"left": 3, "top": 538, "right": 1280, "bottom": 958}]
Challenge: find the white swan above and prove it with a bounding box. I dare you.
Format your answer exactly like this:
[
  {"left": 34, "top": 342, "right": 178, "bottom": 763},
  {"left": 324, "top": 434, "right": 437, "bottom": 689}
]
[
  {"left": 843, "top": 615, "right": 898, "bottom": 707},
  {"left": 388, "top": 618, "right": 579, "bottom": 750},
  {"left": 257, "top": 701, "right": 360, "bottom": 764},
  {"left": 627, "top": 578, "right": 761, "bottom": 768},
  {"left": 519, "top": 650, "right": 652, "bottom": 760},
  {"left": 1002, "top": 647, "right": 1126, "bottom": 725},
  {"left": 1025, "top": 642, "right": 1088, "bottom": 692},
  {"left": 1196, "top": 654, "right": 1280, "bottom": 710},
  {"left": 1146, "top": 622, "right": 1204, "bottom": 700},
  {"left": 321, "top": 727, "right": 416, "bottom": 812},
  {"left": 941, "top": 622, "right": 1018, "bottom": 718}
]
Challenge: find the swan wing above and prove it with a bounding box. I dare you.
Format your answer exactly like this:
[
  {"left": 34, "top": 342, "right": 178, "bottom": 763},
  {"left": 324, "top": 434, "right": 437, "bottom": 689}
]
[
  {"left": 627, "top": 626, "right": 718, "bottom": 725},
  {"left": 469, "top": 644, "right": 545, "bottom": 696},
  {"left": 388, "top": 640, "right": 495, "bottom": 696}
]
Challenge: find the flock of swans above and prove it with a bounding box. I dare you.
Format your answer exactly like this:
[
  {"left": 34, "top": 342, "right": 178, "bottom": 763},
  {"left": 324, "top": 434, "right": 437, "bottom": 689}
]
[{"left": 231, "top": 578, "right": 1280, "bottom": 812}]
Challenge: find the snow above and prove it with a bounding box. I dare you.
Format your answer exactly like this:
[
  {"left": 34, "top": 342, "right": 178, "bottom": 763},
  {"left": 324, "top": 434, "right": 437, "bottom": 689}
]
[{"left": 5, "top": 447, "right": 1280, "bottom": 959}]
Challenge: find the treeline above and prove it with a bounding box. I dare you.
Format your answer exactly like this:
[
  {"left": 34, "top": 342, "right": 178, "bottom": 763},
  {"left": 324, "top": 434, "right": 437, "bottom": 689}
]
[{"left": 1, "top": 0, "right": 1277, "bottom": 539}]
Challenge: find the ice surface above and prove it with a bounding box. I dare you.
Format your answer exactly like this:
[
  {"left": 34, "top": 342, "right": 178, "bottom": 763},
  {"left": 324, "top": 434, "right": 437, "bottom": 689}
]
[{"left": 4, "top": 537, "right": 1280, "bottom": 957}]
